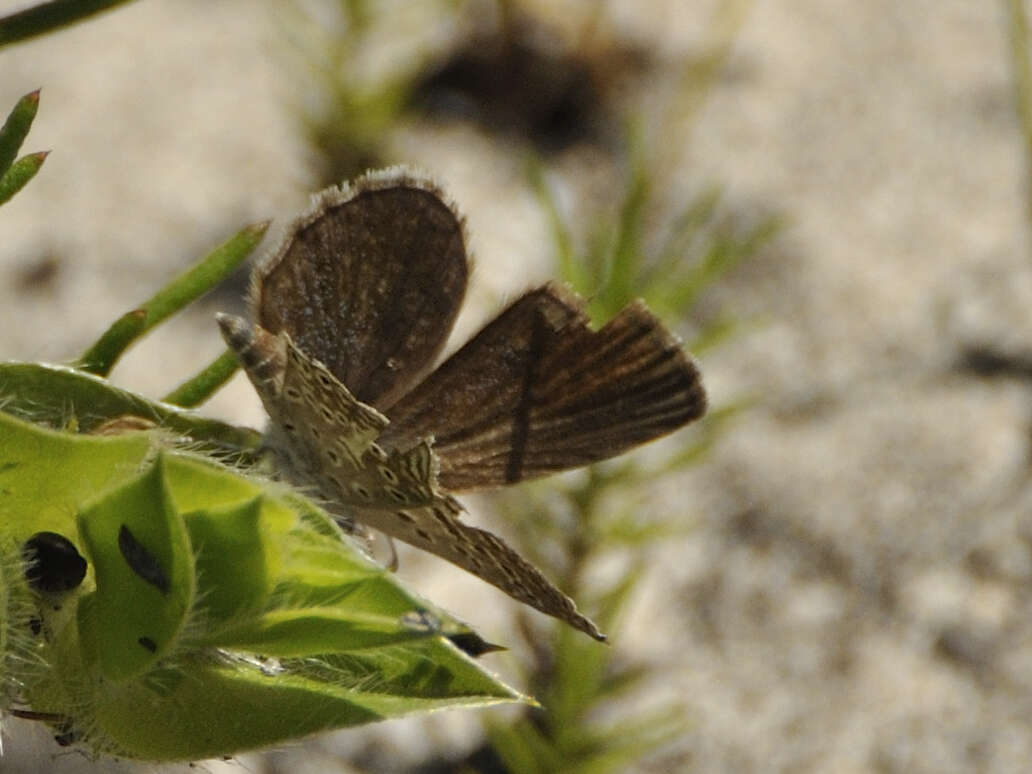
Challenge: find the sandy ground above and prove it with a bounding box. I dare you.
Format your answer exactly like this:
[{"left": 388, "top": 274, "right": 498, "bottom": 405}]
[{"left": 1, "top": 1, "right": 1031, "bottom": 772}]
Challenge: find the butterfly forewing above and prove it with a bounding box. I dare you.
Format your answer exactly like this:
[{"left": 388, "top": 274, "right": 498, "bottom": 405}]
[
  {"left": 379, "top": 284, "right": 707, "bottom": 491},
  {"left": 252, "top": 169, "right": 469, "bottom": 410}
]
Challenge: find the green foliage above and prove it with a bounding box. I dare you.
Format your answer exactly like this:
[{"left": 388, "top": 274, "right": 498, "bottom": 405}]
[
  {"left": 0, "top": 151, "right": 47, "bottom": 205},
  {"left": 475, "top": 84, "right": 777, "bottom": 774},
  {"left": 0, "top": 90, "right": 46, "bottom": 205},
  {"left": 530, "top": 146, "right": 779, "bottom": 353},
  {"left": 472, "top": 152, "right": 771, "bottom": 771},
  {"left": 281, "top": 0, "right": 453, "bottom": 184},
  {"left": 0, "top": 361, "right": 261, "bottom": 450},
  {"left": 0, "top": 409, "right": 524, "bottom": 761},
  {"left": 0, "top": 90, "right": 38, "bottom": 172},
  {"left": 75, "top": 220, "right": 269, "bottom": 378},
  {"left": 161, "top": 349, "right": 242, "bottom": 408}
]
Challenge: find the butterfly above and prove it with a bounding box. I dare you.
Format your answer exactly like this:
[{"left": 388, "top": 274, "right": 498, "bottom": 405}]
[{"left": 217, "top": 167, "right": 706, "bottom": 641}]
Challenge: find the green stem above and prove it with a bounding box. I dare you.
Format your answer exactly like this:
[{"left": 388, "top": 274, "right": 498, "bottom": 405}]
[
  {"left": 0, "top": 0, "right": 139, "bottom": 48},
  {"left": 75, "top": 220, "right": 269, "bottom": 377},
  {"left": 161, "top": 349, "right": 240, "bottom": 408},
  {"left": 74, "top": 309, "right": 147, "bottom": 377}
]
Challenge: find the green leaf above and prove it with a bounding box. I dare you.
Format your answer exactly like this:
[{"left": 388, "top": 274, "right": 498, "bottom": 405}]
[
  {"left": 181, "top": 496, "right": 277, "bottom": 625},
  {"left": 77, "top": 454, "right": 195, "bottom": 680},
  {"left": 0, "top": 406, "right": 154, "bottom": 540},
  {"left": 0, "top": 150, "right": 47, "bottom": 205},
  {"left": 0, "top": 90, "right": 39, "bottom": 175},
  {"left": 0, "top": 360, "right": 262, "bottom": 451},
  {"left": 0, "top": 411, "right": 524, "bottom": 761}
]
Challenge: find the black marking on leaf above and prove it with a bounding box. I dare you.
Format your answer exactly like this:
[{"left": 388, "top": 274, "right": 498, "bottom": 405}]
[{"left": 118, "top": 525, "right": 170, "bottom": 594}]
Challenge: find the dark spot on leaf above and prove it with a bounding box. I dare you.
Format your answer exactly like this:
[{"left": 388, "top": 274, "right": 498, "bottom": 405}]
[
  {"left": 138, "top": 636, "right": 158, "bottom": 653},
  {"left": 118, "top": 525, "right": 169, "bottom": 594}
]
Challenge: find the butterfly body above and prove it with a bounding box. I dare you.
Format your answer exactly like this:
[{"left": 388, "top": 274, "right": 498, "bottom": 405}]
[{"left": 219, "top": 167, "right": 707, "bottom": 641}]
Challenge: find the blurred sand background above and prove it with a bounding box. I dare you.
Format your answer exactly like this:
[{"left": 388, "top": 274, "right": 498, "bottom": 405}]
[{"left": 2, "top": 1, "right": 1031, "bottom": 772}]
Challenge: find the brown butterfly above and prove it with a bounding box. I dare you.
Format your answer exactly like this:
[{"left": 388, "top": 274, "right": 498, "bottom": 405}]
[{"left": 217, "top": 167, "right": 706, "bottom": 641}]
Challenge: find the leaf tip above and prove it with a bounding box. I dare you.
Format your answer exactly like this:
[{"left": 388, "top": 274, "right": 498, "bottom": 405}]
[{"left": 247, "top": 219, "right": 272, "bottom": 238}]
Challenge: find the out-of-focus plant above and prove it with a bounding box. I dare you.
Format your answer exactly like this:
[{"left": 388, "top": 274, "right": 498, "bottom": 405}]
[
  {"left": 281, "top": 0, "right": 462, "bottom": 185},
  {"left": 467, "top": 147, "right": 775, "bottom": 773}
]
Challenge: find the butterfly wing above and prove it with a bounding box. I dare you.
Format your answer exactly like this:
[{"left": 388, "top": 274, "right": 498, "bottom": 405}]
[
  {"left": 355, "top": 495, "right": 606, "bottom": 641},
  {"left": 252, "top": 169, "right": 469, "bottom": 410},
  {"left": 380, "top": 284, "right": 707, "bottom": 491}
]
